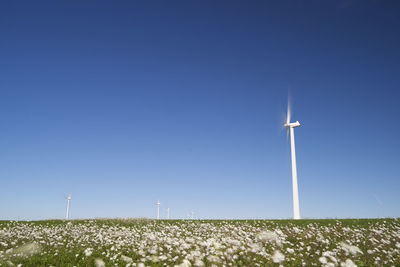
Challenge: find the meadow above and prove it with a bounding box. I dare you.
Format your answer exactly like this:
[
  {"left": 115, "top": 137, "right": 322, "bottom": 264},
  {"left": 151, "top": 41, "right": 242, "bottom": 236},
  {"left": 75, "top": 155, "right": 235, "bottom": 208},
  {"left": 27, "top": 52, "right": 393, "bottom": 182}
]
[{"left": 0, "top": 218, "right": 399, "bottom": 266}]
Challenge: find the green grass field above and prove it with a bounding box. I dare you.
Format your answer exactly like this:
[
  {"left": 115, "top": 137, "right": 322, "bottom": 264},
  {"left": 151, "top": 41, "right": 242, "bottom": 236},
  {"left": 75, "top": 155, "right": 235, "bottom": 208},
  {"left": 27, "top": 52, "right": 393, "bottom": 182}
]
[{"left": 1, "top": 218, "right": 399, "bottom": 266}]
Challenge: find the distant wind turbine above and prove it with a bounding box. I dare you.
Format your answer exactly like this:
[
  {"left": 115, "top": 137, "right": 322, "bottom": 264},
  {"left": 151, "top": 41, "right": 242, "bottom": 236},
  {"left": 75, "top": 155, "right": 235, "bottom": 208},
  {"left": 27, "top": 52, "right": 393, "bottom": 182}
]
[
  {"left": 156, "top": 200, "right": 160, "bottom": 219},
  {"left": 167, "top": 207, "right": 170, "bottom": 219},
  {"left": 285, "top": 103, "right": 301, "bottom": 220},
  {"left": 65, "top": 195, "right": 71, "bottom": 220},
  {"left": 191, "top": 210, "right": 194, "bottom": 220}
]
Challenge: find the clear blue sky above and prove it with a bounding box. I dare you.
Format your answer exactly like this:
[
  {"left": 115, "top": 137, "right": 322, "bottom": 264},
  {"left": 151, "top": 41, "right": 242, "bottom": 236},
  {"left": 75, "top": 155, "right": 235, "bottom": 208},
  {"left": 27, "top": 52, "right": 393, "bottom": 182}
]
[{"left": 1, "top": 1, "right": 399, "bottom": 220}]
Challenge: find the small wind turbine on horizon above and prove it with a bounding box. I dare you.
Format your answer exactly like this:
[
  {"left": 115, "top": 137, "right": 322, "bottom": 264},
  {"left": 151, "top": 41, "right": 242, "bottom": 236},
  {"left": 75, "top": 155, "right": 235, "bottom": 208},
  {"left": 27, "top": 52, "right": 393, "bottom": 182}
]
[
  {"left": 167, "top": 207, "right": 170, "bottom": 219},
  {"left": 65, "top": 195, "right": 71, "bottom": 220},
  {"left": 156, "top": 200, "right": 160, "bottom": 219},
  {"left": 285, "top": 102, "right": 301, "bottom": 220}
]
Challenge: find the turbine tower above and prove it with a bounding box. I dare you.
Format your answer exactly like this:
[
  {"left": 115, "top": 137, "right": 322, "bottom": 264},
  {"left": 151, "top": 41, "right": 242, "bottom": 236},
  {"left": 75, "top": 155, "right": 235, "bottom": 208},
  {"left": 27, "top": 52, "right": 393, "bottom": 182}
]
[
  {"left": 285, "top": 104, "right": 301, "bottom": 220},
  {"left": 65, "top": 195, "right": 71, "bottom": 220},
  {"left": 156, "top": 200, "right": 160, "bottom": 219},
  {"left": 167, "top": 207, "right": 170, "bottom": 219}
]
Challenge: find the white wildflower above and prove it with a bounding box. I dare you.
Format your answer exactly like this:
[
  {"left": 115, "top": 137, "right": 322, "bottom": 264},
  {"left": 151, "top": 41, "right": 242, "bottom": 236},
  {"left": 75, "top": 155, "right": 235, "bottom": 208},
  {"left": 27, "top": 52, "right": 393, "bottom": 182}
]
[
  {"left": 340, "top": 259, "right": 357, "bottom": 267},
  {"left": 286, "top": 248, "right": 294, "bottom": 254},
  {"left": 272, "top": 250, "right": 285, "bottom": 263},
  {"left": 207, "top": 255, "right": 221, "bottom": 263},
  {"left": 175, "top": 259, "right": 191, "bottom": 267},
  {"left": 84, "top": 248, "right": 93, "bottom": 257},
  {"left": 194, "top": 258, "right": 204, "bottom": 267},
  {"left": 95, "top": 258, "right": 106, "bottom": 267},
  {"left": 151, "top": 255, "right": 159, "bottom": 262},
  {"left": 121, "top": 255, "right": 133, "bottom": 263},
  {"left": 14, "top": 242, "right": 41, "bottom": 257},
  {"left": 257, "top": 231, "right": 282, "bottom": 246},
  {"left": 340, "top": 243, "right": 363, "bottom": 256},
  {"left": 319, "top": 256, "right": 328, "bottom": 264}
]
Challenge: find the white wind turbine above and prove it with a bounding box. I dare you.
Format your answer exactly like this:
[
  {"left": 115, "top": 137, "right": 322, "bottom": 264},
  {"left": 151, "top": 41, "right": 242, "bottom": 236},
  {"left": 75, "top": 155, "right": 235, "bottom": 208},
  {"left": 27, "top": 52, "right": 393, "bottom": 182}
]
[
  {"left": 167, "top": 207, "right": 170, "bottom": 219},
  {"left": 284, "top": 103, "right": 301, "bottom": 220},
  {"left": 156, "top": 200, "right": 160, "bottom": 219},
  {"left": 65, "top": 195, "right": 71, "bottom": 220}
]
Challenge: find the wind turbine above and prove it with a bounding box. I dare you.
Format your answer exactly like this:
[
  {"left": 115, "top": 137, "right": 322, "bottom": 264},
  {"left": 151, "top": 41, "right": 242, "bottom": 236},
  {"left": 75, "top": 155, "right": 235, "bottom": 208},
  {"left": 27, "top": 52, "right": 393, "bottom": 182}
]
[
  {"left": 156, "top": 200, "right": 160, "bottom": 219},
  {"left": 191, "top": 210, "right": 194, "bottom": 220},
  {"left": 167, "top": 207, "right": 170, "bottom": 219},
  {"left": 285, "top": 104, "right": 301, "bottom": 220},
  {"left": 65, "top": 195, "right": 71, "bottom": 220}
]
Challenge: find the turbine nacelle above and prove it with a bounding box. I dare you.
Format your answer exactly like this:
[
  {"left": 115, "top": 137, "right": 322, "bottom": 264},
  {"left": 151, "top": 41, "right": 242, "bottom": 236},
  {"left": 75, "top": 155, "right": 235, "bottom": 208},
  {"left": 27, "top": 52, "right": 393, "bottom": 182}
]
[{"left": 285, "top": 121, "right": 301, "bottom": 128}]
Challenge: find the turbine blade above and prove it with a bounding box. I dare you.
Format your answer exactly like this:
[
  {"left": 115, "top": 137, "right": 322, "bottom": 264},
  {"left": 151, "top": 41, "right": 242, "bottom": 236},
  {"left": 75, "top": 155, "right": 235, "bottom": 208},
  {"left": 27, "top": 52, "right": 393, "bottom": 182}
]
[
  {"left": 286, "top": 103, "right": 291, "bottom": 125},
  {"left": 286, "top": 127, "right": 289, "bottom": 141}
]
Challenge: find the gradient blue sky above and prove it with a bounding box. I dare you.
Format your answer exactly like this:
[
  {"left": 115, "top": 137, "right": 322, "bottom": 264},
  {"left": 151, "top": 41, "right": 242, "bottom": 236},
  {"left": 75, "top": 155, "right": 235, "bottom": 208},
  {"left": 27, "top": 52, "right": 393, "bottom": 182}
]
[{"left": 1, "top": 1, "right": 399, "bottom": 220}]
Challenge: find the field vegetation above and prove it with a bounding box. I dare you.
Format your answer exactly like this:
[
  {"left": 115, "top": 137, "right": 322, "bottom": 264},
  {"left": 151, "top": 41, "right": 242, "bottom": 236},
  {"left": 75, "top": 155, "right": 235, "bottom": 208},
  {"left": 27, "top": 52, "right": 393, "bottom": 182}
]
[{"left": 0, "top": 218, "right": 399, "bottom": 266}]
